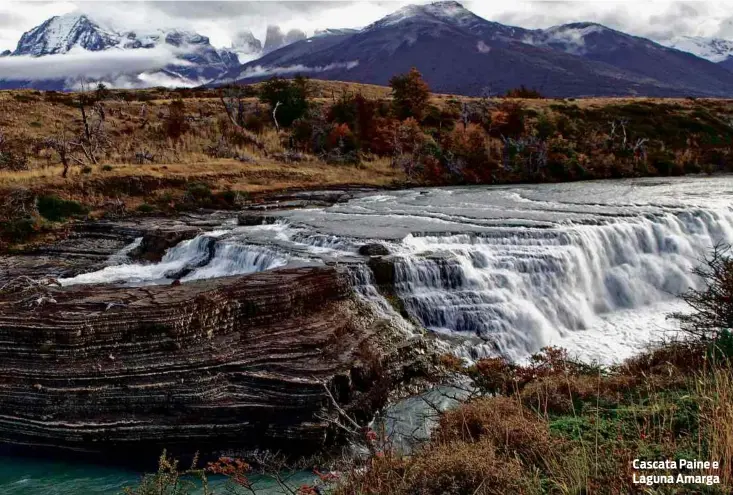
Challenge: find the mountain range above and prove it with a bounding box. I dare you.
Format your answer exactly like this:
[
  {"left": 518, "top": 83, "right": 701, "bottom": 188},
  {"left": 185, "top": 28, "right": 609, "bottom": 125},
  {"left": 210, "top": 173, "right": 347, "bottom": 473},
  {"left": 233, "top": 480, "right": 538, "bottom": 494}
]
[{"left": 4, "top": 1, "right": 733, "bottom": 97}]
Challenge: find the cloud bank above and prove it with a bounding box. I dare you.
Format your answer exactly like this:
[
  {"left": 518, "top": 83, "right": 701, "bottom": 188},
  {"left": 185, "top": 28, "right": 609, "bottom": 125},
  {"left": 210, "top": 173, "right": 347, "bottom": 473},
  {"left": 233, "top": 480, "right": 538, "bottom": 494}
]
[
  {"left": 235, "top": 60, "right": 359, "bottom": 79},
  {"left": 0, "top": 45, "right": 189, "bottom": 81}
]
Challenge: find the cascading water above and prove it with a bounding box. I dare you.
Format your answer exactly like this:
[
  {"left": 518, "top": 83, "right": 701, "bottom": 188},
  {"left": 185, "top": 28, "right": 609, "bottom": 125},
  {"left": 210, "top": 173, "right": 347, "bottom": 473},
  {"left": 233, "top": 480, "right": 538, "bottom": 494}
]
[
  {"left": 59, "top": 177, "right": 733, "bottom": 364},
  {"left": 391, "top": 208, "right": 732, "bottom": 361},
  {"left": 59, "top": 229, "right": 289, "bottom": 286}
]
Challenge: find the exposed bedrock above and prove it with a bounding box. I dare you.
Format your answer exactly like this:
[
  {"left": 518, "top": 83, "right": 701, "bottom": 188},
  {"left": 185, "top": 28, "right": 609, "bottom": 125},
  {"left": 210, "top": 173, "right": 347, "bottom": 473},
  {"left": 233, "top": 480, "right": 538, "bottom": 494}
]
[{"left": 0, "top": 266, "right": 407, "bottom": 459}]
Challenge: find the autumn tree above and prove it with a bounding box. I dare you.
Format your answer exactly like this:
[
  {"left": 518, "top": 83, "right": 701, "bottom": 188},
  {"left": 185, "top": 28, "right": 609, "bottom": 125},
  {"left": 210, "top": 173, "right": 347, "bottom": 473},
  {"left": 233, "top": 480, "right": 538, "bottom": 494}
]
[{"left": 389, "top": 67, "right": 430, "bottom": 121}]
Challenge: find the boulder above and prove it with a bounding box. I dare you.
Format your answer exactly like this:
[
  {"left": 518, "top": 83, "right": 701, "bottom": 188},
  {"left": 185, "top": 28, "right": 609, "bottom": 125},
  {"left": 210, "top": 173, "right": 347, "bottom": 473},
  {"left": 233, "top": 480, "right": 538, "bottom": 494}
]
[
  {"left": 358, "top": 243, "right": 390, "bottom": 256},
  {"left": 368, "top": 255, "right": 398, "bottom": 288}
]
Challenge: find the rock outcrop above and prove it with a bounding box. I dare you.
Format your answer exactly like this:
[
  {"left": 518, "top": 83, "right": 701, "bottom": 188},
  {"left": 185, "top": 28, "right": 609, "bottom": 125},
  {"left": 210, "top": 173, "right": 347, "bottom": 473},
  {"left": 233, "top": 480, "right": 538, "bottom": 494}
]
[{"left": 0, "top": 265, "right": 395, "bottom": 459}]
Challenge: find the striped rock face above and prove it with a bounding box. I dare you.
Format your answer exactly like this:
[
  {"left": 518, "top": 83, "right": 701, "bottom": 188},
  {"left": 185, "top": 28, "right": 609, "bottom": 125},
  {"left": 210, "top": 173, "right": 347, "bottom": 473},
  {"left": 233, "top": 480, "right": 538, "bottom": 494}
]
[{"left": 0, "top": 256, "right": 402, "bottom": 460}]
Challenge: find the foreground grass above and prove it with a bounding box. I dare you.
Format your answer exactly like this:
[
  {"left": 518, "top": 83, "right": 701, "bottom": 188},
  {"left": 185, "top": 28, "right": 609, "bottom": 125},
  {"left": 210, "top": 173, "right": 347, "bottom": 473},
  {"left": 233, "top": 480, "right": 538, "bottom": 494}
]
[
  {"left": 123, "top": 341, "right": 733, "bottom": 495},
  {"left": 336, "top": 341, "right": 733, "bottom": 494}
]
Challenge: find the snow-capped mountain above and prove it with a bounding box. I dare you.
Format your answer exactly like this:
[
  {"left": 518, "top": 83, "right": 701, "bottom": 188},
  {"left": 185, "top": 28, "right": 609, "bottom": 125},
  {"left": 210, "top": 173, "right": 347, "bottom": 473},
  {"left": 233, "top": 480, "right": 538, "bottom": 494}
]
[
  {"left": 665, "top": 36, "right": 733, "bottom": 63},
  {"left": 230, "top": 30, "right": 262, "bottom": 63},
  {"left": 13, "top": 14, "right": 119, "bottom": 56},
  {"left": 218, "top": 0, "right": 733, "bottom": 97},
  {"left": 1, "top": 13, "right": 241, "bottom": 90}
]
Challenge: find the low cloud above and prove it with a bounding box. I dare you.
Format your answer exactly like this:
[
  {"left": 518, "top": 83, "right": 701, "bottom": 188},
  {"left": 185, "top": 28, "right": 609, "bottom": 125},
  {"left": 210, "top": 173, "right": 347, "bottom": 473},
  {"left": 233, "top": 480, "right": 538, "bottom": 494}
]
[
  {"left": 236, "top": 60, "right": 359, "bottom": 79},
  {"left": 0, "top": 45, "right": 189, "bottom": 81}
]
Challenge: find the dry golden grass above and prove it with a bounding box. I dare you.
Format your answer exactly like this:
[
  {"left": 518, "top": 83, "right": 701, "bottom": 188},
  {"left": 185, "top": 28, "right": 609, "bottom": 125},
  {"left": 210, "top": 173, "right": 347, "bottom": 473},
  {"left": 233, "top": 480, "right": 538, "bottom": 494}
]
[
  {"left": 698, "top": 361, "right": 733, "bottom": 486},
  {"left": 0, "top": 156, "right": 401, "bottom": 194}
]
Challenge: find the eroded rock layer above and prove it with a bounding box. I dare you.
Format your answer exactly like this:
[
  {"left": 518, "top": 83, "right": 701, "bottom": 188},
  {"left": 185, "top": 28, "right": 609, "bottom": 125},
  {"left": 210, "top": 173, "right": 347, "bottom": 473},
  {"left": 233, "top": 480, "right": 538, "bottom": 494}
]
[{"left": 0, "top": 266, "right": 389, "bottom": 457}]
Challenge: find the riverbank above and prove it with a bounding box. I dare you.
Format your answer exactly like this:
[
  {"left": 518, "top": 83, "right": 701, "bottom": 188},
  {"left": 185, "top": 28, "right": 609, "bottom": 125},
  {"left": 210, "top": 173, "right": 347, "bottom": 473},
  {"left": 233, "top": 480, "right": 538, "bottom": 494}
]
[{"left": 5, "top": 78, "right": 733, "bottom": 250}]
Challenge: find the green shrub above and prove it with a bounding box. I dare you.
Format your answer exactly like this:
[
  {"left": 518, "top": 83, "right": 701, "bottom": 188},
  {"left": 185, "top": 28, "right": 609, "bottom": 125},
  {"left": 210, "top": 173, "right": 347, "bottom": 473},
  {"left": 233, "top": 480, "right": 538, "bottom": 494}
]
[
  {"left": 184, "top": 182, "right": 212, "bottom": 205},
  {"left": 36, "top": 195, "right": 88, "bottom": 222},
  {"left": 101, "top": 165, "right": 113, "bottom": 172},
  {"left": 81, "top": 166, "right": 93, "bottom": 174},
  {"left": 136, "top": 203, "right": 156, "bottom": 213},
  {"left": 0, "top": 216, "right": 37, "bottom": 241}
]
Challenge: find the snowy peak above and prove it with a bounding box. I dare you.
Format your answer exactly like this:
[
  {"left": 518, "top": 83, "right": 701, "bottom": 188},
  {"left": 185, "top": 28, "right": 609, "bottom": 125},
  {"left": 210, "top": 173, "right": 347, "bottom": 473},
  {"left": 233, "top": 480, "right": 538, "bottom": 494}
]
[
  {"left": 13, "top": 13, "right": 119, "bottom": 56},
  {"left": 313, "top": 28, "right": 359, "bottom": 38},
  {"left": 365, "top": 1, "right": 479, "bottom": 30},
  {"left": 665, "top": 36, "right": 733, "bottom": 63},
  {"left": 232, "top": 30, "right": 261, "bottom": 54},
  {"left": 523, "top": 23, "right": 613, "bottom": 55},
  {"left": 5, "top": 13, "right": 243, "bottom": 89}
]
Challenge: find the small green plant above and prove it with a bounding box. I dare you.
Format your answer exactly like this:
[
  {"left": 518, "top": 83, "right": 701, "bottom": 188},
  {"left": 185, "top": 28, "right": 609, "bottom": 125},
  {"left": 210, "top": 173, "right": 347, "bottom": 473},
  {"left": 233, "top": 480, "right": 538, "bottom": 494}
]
[
  {"left": 184, "top": 182, "right": 212, "bottom": 202},
  {"left": 0, "top": 217, "right": 37, "bottom": 242},
  {"left": 136, "top": 203, "right": 156, "bottom": 213},
  {"left": 36, "top": 195, "right": 88, "bottom": 222},
  {"left": 81, "top": 165, "right": 93, "bottom": 174},
  {"left": 101, "top": 164, "right": 113, "bottom": 172}
]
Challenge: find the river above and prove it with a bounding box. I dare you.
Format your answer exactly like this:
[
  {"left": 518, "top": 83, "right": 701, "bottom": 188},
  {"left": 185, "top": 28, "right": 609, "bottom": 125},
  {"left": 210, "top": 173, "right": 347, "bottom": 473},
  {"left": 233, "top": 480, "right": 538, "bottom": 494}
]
[{"left": 5, "top": 176, "right": 733, "bottom": 492}]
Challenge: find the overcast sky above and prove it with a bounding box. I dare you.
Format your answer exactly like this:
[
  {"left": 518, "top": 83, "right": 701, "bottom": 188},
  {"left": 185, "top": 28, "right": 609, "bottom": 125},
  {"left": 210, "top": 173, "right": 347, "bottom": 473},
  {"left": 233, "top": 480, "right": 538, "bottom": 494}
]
[{"left": 2, "top": 1, "right": 733, "bottom": 53}]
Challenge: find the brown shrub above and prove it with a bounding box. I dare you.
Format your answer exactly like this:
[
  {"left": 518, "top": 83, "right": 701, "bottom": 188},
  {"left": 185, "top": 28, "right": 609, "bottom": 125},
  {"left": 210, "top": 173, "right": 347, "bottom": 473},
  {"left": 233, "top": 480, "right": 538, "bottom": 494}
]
[
  {"left": 520, "top": 372, "right": 638, "bottom": 416},
  {"left": 339, "top": 439, "right": 532, "bottom": 495},
  {"left": 617, "top": 340, "right": 707, "bottom": 376},
  {"left": 435, "top": 396, "right": 556, "bottom": 465}
]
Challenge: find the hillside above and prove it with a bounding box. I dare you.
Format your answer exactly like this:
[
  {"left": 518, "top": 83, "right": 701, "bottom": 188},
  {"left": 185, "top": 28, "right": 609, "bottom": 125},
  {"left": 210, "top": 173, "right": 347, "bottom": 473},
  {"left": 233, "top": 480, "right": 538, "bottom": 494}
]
[{"left": 3, "top": 77, "right": 733, "bottom": 249}]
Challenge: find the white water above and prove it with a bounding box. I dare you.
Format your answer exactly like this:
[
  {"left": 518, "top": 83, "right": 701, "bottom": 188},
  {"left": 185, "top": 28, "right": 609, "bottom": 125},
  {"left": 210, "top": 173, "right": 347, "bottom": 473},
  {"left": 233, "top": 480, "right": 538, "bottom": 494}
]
[{"left": 60, "top": 177, "right": 733, "bottom": 364}]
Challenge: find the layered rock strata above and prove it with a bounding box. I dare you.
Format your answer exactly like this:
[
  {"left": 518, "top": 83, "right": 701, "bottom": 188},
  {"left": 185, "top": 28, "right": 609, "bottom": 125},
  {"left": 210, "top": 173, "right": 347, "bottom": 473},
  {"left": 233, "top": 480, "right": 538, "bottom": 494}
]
[{"left": 0, "top": 266, "right": 394, "bottom": 458}]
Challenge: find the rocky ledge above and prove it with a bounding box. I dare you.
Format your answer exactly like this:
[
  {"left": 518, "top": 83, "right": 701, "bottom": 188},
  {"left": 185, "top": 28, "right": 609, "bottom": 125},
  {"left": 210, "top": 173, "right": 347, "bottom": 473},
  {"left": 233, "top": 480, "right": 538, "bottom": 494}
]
[{"left": 0, "top": 265, "right": 405, "bottom": 460}]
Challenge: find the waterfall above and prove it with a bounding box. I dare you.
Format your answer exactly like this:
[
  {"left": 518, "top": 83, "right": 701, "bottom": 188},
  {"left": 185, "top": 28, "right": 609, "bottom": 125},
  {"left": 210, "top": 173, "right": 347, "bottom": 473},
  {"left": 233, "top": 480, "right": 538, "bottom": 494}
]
[
  {"left": 56, "top": 178, "right": 733, "bottom": 363},
  {"left": 386, "top": 208, "right": 733, "bottom": 361}
]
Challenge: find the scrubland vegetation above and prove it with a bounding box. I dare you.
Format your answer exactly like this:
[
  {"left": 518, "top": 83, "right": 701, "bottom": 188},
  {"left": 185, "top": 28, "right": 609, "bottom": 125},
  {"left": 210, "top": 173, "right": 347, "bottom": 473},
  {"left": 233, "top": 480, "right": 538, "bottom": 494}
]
[
  {"left": 123, "top": 247, "right": 733, "bottom": 494},
  {"left": 3, "top": 70, "right": 733, "bottom": 248}
]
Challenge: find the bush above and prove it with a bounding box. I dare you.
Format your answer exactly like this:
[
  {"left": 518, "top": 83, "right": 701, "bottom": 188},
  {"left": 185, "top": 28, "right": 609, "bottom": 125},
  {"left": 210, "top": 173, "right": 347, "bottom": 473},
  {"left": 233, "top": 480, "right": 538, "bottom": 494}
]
[
  {"left": 504, "top": 85, "right": 544, "bottom": 98},
  {"left": 36, "top": 195, "right": 88, "bottom": 222},
  {"left": 136, "top": 203, "right": 156, "bottom": 213},
  {"left": 0, "top": 216, "right": 37, "bottom": 242},
  {"left": 101, "top": 165, "right": 113, "bottom": 172},
  {"left": 328, "top": 93, "right": 380, "bottom": 150},
  {"left": 184, "top": 182, "right": 212, "bottom": 204},
  {"left": 81, "top": 166, "right": 93, "bottom": 174}
]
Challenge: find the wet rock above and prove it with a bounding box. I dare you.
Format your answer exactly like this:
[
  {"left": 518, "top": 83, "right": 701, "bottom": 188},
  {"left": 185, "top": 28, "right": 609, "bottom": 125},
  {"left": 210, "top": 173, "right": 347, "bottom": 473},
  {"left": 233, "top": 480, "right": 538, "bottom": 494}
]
[
  {"left": 237, "top": 213, "right": 277, "bottom": 226},
  {"left": 129, "top": 227, "right": 201, "bottom": 262},
  {"left": 368, "top": 255, "right": 398, "bottom": 287},
  {"left": 359, "top": 243, "right": 390, "bottom": 256}
]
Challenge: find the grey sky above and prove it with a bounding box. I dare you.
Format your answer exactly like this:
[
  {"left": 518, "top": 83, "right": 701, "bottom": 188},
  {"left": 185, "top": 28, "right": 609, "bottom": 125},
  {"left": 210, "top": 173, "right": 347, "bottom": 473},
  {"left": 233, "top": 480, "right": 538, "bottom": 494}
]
[{"left": 3, "top": 1, "right": 733, "bottom": 52}]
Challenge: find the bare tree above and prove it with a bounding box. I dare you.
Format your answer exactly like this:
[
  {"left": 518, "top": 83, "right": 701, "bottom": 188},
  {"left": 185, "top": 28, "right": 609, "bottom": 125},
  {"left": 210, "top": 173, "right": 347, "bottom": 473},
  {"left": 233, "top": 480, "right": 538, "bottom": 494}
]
[
  {"left": 272, "top": 101, "right": 282, "bottom": 132},
  {"left": 39, "top": 84, "right": 109, "bottom": 177},
  {"left": 219, "top": 86, "right": 263, "bottom": 149},
  {"left": 502, "top": 135, "right": 548, "bottom": 175},
  {"left": 75, "top": 83, "right": 107, "bottom": 165},
  {"left": 41, "top": 127, "right": 84, "bottom": 178}
]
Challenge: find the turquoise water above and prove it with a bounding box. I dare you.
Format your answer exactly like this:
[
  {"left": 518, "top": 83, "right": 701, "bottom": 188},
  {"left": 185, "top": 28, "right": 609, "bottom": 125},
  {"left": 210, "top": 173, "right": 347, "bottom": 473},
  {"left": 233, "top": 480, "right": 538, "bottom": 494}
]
[
  {"left": 0, "top": 457, "right": 137, "bottom": 494},
  {"left": 0, "top": 456, "right": 314, "bottom": 494}
]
